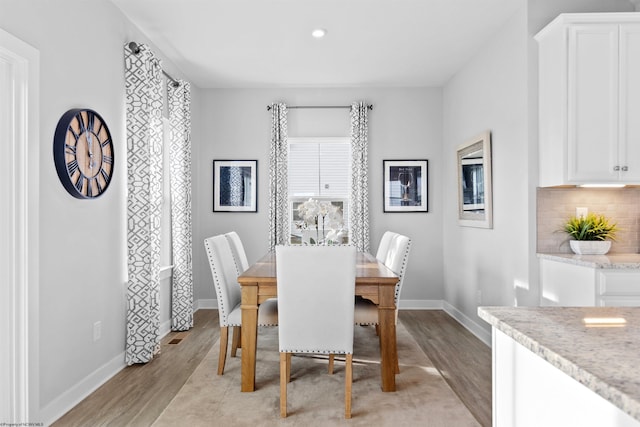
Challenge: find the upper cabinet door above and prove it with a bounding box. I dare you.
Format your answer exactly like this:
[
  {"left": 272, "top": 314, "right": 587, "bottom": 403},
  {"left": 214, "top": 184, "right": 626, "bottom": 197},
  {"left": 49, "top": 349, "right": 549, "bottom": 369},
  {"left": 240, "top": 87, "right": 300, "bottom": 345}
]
[
  {"left": 619, "top": 24, "right": 640, "bottom": 182},
  {"left": 567, "top": 24, "right": 619, "bottom": 182},
  {"left": 536, "top": 13, "right": 640, "bottom": 186}
]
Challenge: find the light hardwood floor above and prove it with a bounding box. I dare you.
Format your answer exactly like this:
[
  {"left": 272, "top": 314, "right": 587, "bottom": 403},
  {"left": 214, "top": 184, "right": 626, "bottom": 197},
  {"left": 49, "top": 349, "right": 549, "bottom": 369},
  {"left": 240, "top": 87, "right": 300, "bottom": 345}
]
[{"left": 53, "top": 309, "right": 491, "bottom": 426}]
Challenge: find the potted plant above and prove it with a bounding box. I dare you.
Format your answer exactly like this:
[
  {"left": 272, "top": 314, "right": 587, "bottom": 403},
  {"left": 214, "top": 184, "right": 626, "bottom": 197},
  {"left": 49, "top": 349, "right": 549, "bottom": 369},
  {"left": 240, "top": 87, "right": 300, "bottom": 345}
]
[{"left": 563, "top": 213, "right": 618, "bottom": 255}]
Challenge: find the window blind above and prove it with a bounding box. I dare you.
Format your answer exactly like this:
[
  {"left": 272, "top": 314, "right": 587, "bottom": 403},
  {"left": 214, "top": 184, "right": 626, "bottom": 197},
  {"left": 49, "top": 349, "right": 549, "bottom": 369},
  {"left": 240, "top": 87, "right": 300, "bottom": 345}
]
[{"left": 288, "top": 140, "right": 350, "bottom": 197}]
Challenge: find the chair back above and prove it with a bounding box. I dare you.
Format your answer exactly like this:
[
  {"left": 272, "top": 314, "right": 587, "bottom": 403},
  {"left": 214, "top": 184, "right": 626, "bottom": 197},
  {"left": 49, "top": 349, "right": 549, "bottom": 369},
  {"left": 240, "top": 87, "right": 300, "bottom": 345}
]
[
  {"left": 375, "top": 231, "right": 394, "bottom": 262},
  {"left": 378, "top": 232, "right": 412, "bottom": 303},
  {"left": 276, "top": 245, "right": 356, "bottom": 354},
  {"left": 225, "top": 231, "right": 249, "bottom": 274},
  {"left": 204, "top": 235, "right": 242, "bottom": 326}
]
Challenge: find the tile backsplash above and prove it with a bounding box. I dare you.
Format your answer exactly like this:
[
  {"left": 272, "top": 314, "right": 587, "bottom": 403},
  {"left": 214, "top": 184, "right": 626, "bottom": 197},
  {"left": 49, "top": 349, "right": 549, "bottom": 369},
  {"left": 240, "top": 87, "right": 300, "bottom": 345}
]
[{"left": 537, "top": 187, "right": 640, "bottom": 254}]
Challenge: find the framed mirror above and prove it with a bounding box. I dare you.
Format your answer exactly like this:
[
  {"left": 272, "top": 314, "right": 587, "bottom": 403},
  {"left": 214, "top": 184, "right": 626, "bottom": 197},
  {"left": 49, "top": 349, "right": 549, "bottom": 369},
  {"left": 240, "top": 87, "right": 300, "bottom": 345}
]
[{"left": 457, "top": 131, "right": 492, "bottom": 228}]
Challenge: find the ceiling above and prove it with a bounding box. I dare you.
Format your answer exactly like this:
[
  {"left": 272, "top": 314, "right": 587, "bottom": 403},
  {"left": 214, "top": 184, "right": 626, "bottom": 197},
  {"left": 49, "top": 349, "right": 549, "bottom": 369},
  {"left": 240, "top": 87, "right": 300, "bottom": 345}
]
[{"left": 110, "top": 0, "right": 523, "bottom": 89}]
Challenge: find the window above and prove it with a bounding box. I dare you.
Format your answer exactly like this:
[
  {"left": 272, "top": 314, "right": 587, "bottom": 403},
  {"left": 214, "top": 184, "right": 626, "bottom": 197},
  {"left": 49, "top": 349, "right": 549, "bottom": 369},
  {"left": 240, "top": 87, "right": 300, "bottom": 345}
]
[{"left": 288, "top": 137, "right": 350, "bottom": 244}]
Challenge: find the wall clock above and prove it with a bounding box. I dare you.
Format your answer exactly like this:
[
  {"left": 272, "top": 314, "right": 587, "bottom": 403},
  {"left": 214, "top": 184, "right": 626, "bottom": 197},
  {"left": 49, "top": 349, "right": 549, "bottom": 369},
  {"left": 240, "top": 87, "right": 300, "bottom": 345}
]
[{"left": 53, "top": 108, "right": 114, "bottom": 199}]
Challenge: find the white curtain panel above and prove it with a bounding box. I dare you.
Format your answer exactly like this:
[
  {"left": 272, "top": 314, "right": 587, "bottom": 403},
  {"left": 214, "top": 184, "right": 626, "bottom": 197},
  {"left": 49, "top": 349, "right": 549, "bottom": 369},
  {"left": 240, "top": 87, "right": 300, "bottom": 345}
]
[
  {"left": 124, "top": 43, "right": 163, "bottom": 364},
  {"left": 349, "top": 102, "right": 370, "bottom": 253},
  {"left": 268, "top": 103, "right": 290, "bottom": 250},
  {"left": 168, "top": 81, "right": 193, "bottom": 331}
]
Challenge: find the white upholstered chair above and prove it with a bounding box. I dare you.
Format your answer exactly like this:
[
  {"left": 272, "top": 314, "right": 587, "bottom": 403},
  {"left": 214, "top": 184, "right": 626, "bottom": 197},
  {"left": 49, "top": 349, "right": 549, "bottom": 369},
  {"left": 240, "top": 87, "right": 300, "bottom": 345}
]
[
  {"left": 224, "top": 231, "right": 249, "bottom": 273},
  {"left": 354, "top": 232, "right": 411, "bottom": 371},
  {"left": 204, "top": 234, "right": 278, "bottom": 375},
  {"left": 375, "top": 230, "right": 394, "bottom": 262},
  {"left": 276, "top": 245, "right": 357, "bottom": 419}
]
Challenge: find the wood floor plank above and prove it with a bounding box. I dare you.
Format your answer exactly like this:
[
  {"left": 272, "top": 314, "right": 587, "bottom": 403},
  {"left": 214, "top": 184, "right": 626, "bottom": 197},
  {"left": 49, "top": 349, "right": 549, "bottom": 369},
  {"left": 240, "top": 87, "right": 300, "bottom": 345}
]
[
  {"left": 53, "top": 309, "right": 491, "bottom": 426},
  {"left": 398, "top": 310, "right": 492, "bottom": 427}
]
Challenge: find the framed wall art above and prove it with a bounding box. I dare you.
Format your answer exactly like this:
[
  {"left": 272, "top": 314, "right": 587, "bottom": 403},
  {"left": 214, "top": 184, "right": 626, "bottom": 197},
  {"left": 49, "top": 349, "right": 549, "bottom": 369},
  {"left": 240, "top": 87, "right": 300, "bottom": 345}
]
[
  {"left": 457, "top": 131, "right": 492, "bottom": 228},
  {"left": 213, "top": 160, "right": 257, "bottom": 212},
  {"left": 383, "top": 159, "right": 428, "bottom": 212}
]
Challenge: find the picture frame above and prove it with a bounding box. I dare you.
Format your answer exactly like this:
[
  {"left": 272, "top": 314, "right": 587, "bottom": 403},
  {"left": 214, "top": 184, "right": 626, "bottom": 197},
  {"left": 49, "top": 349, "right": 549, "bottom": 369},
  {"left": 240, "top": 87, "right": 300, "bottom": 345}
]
[
  {"left": 213, "top": 160, "right": 257, "bottom": 212},
  {"left": 457, "top": 131, "right": 492, "bottom": 228},
  {"left": 383, "top": 160, "right": 428, "bottom": 212}
]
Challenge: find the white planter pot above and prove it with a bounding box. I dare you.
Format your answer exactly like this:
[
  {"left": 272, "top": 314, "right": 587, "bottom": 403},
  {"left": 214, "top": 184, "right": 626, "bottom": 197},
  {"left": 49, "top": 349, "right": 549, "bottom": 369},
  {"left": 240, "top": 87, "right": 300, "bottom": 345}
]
[{"left": 569, "top": 240, "right": 612, "bottom": 255}]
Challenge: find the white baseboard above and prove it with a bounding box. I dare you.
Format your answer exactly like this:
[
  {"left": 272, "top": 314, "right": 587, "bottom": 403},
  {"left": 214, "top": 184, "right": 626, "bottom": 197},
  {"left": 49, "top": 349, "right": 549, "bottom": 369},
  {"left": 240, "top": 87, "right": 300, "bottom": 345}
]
[
  {"left": 442, "top": 301, "right": 492, "bottom": 347},
  {"left": 41, "top": 351, "right": 126, "bottom": 426},
  {"left": 160, "top": 318, "right": 172, "bottom": 338},
  {"left": 398, "top": 299, "right": 443, "bottom": 310},
  {"left": 194, "top": 298, "right": 217, "bottom": 310}
]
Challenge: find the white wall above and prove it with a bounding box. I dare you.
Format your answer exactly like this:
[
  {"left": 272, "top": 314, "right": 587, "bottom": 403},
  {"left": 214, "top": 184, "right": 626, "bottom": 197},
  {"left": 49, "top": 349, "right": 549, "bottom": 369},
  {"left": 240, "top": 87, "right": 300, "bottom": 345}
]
[
  {"left": 442, "top": 5, "right": 530, "bottom": 341},
  {"left": 0, "top": 0, "right": 197, "bottom": 423},
  {"left": 194, "top": 88, "right": 444, "bottom": 307}
]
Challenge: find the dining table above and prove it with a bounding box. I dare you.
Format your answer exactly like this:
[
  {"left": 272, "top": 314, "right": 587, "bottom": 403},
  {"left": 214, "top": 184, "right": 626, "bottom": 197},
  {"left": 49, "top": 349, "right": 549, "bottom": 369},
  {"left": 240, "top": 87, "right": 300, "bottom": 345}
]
[{"left": 237, "top": 250, "right": 400, "bottom": 393}]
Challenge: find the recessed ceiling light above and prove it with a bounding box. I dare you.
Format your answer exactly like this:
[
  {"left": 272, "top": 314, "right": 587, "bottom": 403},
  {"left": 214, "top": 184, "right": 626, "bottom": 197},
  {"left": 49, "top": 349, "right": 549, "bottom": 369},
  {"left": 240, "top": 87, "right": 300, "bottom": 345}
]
[{"left": 312, "top": 28, "right": 327, "bottom": 38}]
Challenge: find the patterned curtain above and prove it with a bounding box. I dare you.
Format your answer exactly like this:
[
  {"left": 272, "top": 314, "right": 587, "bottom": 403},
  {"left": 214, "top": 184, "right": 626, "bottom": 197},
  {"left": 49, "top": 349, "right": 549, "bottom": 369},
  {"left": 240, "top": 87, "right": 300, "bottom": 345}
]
[
  {"left": 168, "top": 81, "right": 193, "bottom": 331},
  {"left": 349, "top": 102, "right": 370, "bottom": 252},
  {"left": 124, "top": 43, "right": 163, "bottom": 364},
  {"left": 268, "top": 103, "right": 289, "bottom": 250}
]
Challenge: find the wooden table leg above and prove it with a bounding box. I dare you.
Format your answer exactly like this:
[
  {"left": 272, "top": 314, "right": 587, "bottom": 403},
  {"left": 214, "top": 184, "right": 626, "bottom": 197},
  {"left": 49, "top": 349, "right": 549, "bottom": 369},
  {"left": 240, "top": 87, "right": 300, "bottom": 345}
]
[
  {"left": 378, "top": 283, "right": 397, "bottom": 392},
  {"left": 241, "top": 284, "right": 259, "bottom": 392}
]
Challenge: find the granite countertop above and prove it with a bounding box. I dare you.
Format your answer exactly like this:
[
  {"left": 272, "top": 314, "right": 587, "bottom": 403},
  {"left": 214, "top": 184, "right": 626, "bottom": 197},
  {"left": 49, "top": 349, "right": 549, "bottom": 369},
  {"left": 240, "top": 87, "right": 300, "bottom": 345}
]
[
  {"left": 538, "top": 252, "right": 640, "bottom": 269},
  {"left": 478, "top": 306, "right": 640, "bottom": 422}
]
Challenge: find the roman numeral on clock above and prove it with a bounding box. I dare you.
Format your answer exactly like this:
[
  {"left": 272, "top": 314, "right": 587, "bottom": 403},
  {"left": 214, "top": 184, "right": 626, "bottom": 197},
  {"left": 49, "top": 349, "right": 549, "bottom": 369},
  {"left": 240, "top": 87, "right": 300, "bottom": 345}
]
[
  {"left": 67, "top": 159, "right": 79, "bottom": 176},
  {"left": 74, "top": 175, "right": 84, "bottom": 192},
  {"left": 87, "top": 111, "right": 95, "bottom": 132},
  {"left": 76, "top": 112, "right": 86, "bottom": 134},
  {"left": 100, "top": 167, "right": 110, "bottom": 183}
]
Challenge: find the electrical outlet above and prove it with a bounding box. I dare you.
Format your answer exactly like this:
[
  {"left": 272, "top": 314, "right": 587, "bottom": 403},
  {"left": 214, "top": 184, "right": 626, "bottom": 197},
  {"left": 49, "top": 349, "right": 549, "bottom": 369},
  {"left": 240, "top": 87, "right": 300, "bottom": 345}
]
[
  {"left": 93, "top": 321, "right": 102, "bottom": 342},
  {"left": 476, "top": 290, "right": 482, "bottom": 304},
  {"left": 576, "top": 207, "right": 588, "bottom": 218}
]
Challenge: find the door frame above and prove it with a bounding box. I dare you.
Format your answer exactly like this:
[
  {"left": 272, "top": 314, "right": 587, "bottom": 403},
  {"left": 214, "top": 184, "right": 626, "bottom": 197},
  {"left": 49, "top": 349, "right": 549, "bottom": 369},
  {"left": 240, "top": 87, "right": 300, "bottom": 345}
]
[{"left": 0, "top": 27, "right": 40, "bottom": 423}]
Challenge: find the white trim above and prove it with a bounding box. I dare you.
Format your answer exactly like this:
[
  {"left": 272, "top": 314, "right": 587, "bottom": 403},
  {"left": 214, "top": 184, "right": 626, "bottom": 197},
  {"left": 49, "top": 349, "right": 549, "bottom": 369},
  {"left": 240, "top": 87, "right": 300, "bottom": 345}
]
[
  {"left": 194, "top": 299, "right": 217, "bottom": 310},
  {"left": 159, "top": 319, "right": 173, "bottom": 338},
  {"left": 398, "top": 299, "right": 443, "bottom": 310},
  {"left": 41, "top": 352, "right": 126, "bottom": 426},
  {"left": 0, "top": 27, "right": 39, "bottom": 424},
  {"left": 442, "top": 301, "right": 492, "bottom": 347},
  {"left": 159, "top": 264, "right": 174, "bottom": 280}
]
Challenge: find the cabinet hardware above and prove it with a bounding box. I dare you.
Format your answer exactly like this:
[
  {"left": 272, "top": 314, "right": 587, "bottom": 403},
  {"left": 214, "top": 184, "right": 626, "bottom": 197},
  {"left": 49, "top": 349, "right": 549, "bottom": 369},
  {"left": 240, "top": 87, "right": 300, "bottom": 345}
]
[
  {"left": 614, "top": 166, "right": 620, "bottom": 171},
  {"left": 622, "top": 166, "right": 629, "bottom": 172}
]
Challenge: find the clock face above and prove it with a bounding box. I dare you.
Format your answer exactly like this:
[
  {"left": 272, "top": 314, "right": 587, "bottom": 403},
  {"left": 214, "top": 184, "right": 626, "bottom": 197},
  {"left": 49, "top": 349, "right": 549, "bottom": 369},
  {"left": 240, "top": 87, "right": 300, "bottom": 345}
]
[{"left": 53, "top": 109, "right": 114, "bottom": 199}]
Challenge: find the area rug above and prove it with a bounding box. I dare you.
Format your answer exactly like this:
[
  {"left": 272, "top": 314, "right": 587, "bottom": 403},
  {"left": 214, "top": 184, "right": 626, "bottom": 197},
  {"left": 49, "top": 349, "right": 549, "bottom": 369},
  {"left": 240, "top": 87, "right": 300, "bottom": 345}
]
[{"left": 152, "top": 321, "right": 480, "bottom": 426}]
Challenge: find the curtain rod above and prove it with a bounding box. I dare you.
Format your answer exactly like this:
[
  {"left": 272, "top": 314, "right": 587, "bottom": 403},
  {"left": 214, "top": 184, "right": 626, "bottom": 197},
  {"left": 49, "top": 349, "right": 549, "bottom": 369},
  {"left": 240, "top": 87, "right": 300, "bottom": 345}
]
[
  {"left": 128, "top": 42, "right": 180, "bottom": 88},
  {"left": 266, "top": 104, "right": 373, "bottom": 111}
]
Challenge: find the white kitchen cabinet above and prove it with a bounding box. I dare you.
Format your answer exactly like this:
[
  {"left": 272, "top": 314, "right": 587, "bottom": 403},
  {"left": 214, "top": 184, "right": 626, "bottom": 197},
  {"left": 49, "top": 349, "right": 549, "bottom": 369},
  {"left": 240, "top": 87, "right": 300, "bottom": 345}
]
[
  {"left": 536, "top": 13, "right": 640, "bottom": 186},
  {"left": 540, "top": 258, "right": 640, "bottom": 307},
  {"left": 492, "top": 329, "right": 640, "bottom": 427}
]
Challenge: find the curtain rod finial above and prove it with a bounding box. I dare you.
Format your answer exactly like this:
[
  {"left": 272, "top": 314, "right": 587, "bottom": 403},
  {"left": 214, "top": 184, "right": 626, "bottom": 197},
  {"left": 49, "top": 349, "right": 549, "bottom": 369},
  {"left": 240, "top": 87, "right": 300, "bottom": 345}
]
[{"left": 128, "top": 41, "right": 140, "bottom": 54}]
